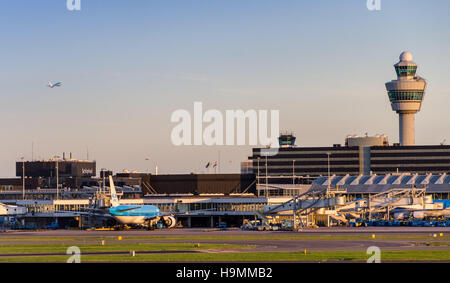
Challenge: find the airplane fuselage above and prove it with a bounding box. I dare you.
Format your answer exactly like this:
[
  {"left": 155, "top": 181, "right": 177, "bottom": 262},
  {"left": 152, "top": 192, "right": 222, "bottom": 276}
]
[
  {"left": 48, "top": 82, "right": 62, "bottom": 88},
  {"left": 109, "top": 205, "right": 161, "bottom": 225}
]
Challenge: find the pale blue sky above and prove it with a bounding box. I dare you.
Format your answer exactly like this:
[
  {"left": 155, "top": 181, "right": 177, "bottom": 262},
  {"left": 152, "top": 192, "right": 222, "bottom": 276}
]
[{"left": 0, "top": 0, "right": 449, "bottom": 177}]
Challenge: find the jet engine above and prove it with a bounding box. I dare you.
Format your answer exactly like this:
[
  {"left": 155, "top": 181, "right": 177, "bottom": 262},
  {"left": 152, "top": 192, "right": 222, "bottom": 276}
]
[{"left": 163, "top": 216, "right": 177, "bottom": 228}]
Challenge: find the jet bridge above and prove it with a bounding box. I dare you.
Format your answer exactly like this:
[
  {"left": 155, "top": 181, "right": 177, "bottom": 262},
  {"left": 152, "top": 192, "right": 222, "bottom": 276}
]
[
  {"left": 261, "top": 187, "right": 348, "bottom": 228},
  {"left": 260, "top": 186, "right": 443, "bottom": 228},
  {"left": 338, "top": 188, "right": 429, "bottom": 212},
  {"left": 263, "top": 192, "right": 346, "bottom": 214}
]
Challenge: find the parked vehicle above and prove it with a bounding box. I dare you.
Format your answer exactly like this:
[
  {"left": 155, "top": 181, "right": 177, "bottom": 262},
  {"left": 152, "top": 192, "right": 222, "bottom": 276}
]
[
  {"left": 270, "top": 223, "right": 282, "bottom": 231},
  {"left": 217, "top": 222, "right": 227, "bottom": 230},
  {"left": 47, "top": 221, "right": 59, "bottom": 229}
]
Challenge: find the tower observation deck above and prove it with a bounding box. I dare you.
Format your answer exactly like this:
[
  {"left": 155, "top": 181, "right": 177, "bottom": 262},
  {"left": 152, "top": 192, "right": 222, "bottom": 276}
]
[{"left": 385, "top": 51, "right": 427, "bottom": 146}]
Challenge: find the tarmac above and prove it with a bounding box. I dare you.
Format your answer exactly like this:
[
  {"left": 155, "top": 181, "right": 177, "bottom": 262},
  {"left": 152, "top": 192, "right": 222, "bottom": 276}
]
[
  {"left": 4, "top": 226, "right": 450, "bottom": 236},
  {"left": 2, "top": 227, "right": 450, "bottom": 253}
]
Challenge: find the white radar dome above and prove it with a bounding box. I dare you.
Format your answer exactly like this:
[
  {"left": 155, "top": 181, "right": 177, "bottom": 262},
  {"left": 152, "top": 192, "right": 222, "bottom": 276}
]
[{"left": 399, "top": 51, "right": 413, "bottom": 62}]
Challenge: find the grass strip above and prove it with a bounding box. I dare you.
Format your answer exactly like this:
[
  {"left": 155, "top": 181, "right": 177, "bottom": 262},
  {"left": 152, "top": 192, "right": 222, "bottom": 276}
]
[
  {"left": 0, "top": 243, "right": 254, "bottom": 255},
  {"left": 1, "top": 250, "right": 450, "bottom": 263}
]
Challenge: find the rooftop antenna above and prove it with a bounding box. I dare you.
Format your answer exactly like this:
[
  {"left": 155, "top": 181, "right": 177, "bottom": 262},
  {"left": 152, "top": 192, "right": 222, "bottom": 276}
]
[{"left": 86, "top": 146, "right": 89, "bottom": 160}]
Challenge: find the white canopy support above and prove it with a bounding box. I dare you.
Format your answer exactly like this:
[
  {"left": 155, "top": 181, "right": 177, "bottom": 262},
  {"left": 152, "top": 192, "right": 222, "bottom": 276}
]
[
  {"left": 435, "top": 173, "right": 447, "bottom": 185},
  {"left": 364, "top": 174, "right": 377, "bottom": 185},
  {"left": 420, "top": 173, "right": 433, "bottom": 185},
  {"left": 337, "top": 174, "right": 350, "bottom": 185},
  {"left": 407, "top": 173, "right": 418, "bottom": 185},
  {"left": 393, "top": 173, "right": 406, "bottom": 185},
  {"left": 350, "top": 174, "right": 363, "bottom": 185},
  {"left": 378, "top": 174, "right": 391, "bottom": 185}
]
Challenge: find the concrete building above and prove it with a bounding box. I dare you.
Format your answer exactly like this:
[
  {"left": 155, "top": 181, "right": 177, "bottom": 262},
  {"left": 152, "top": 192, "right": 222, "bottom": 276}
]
[
  {"left": 142, "top": 174, "right": 256, "bottom": 195},
  {"left": 385, "top": 51, "right": 427, "bottom": 146},
  {"left": 250, "top": 134, "right": 450, "bottom": 181},
  {"left": 15, "top": 156, "right": 97, "bottom": 189}
]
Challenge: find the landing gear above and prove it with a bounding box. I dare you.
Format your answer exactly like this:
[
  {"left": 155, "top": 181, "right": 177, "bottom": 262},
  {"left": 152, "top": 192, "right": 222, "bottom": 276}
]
[
  {"left": 114, "top": 224, "right": 130, "bottom": 231},
  {"left": 114, "top": 225, "right": 124, "bottom": 231},
  {"left": 146, "top": 220, "right": 156, "bottom": 230}
]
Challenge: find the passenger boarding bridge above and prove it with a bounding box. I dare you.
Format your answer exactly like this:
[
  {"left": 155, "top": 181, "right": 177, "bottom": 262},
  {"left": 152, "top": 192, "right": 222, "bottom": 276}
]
[{"left": 259, "top": 174, "right": 450, "bottom": 229}]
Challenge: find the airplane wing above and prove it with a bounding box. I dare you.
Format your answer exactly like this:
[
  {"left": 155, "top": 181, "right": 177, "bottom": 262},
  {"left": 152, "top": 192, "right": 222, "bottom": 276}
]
[{"left": 42, "top": 209, "right": 113, "bottom": 218}]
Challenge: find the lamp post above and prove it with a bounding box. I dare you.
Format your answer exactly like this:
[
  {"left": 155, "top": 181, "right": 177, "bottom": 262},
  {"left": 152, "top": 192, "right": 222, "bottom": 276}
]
[
  {"left": 326, "top": 152, "right": 331, "bottom": 191},
  {"left": 257, "top": 157, "right": 261, "bottom": 197},
  {"left": 21, "top": 157, "right": 25, "bottom": 200},
  {"left": 217, "top": 150, "right": 221, "bottom": 174},
  {"left": 53, "top": 155, "right": 60, "bottom": 200},
  {"left": 265, "top": 155, "right": 268, "bottom": 198},
  {"left": 292, "top": 160, "right": 295, "bottom": 186},
  {"left": 145, "top": 157, "right": 150, "bottom": 174},
  {"left": 101, "top": 168, "right": 106, "bottom": 193}
]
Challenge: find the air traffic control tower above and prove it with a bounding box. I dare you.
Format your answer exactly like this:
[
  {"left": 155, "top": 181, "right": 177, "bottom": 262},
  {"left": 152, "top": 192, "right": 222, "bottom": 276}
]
[{"left": 385, "top": 51, "right": 427, "bottom": 146}]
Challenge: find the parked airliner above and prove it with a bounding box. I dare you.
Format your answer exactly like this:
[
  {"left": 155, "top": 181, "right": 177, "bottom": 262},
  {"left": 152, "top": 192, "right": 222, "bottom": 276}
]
[
  {"left": 108, "top": 176, "right": 176, "bottom": 228},
  {"left": 50, "top": 176, "right": 176, "bottom": 229}
]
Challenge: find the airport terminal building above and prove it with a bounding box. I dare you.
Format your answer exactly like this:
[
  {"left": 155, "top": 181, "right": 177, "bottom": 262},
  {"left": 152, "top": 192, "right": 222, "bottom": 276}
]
[
  {"left": 3, "top": 51, "right": 450, "bottom": 229},
  {"left": 249, "top": 135, "right": 450, "bottom": 182}
]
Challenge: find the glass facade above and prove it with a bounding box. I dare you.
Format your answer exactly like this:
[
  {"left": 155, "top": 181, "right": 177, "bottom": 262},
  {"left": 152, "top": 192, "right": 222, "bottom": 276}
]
[
  {"left": 395, "top": 65, "right": 417, "bottom": 76},
  {"left": 388, "top": 90, "right": 424, "bottom": 101},
  {"left": 154, "top": 201, "right": 266, "bottom": 213}
]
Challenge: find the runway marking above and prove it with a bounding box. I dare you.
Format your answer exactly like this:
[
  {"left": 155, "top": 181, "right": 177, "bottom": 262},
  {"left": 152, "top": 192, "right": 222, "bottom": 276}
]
[{"left": 200, "top": 249, "right": 242, "bottom": 253}]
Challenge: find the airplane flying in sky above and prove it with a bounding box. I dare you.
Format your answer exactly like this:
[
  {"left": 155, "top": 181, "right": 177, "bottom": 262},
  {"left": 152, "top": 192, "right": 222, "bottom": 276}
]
[{"left": 47, "top": 81, "right": 62, "bottom": 88}]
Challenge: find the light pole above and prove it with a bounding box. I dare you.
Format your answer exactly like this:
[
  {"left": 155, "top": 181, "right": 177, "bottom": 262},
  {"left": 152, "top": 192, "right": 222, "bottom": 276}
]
[
  {"left": 101, "top": 168, "right": 106, "bottom": 193},
  {"left": 257, "top": 157, "right": 261, "bottom": 197},
  {"left": 326, "top": 152, "right": 331, "bottom": 191},
  {"left": 292, "top": 160, "right": 295, "bottom": 186},
  {"left": 145, "top": 157, "right": 150, "bottom": 174},
  {"left": 217, "top": 150, "right": 221, "bottom": 174},
  {"left": 53, "top": 155, "right": 60, "bottom": 200},
  {"left": 21, "top": 157, "right": 25, "bottom": 200},
  {"left": 265, "top": 155, "right": 268, "bottom": 198},
  {"left": 56, "top": 158, "right": 59, "bottom": 200}
]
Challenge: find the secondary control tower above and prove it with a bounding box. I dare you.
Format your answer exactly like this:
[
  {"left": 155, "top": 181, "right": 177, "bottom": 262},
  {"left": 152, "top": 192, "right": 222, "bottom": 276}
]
[{"left": 385, "top": 51, "right": 427, "bottom": 146}]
